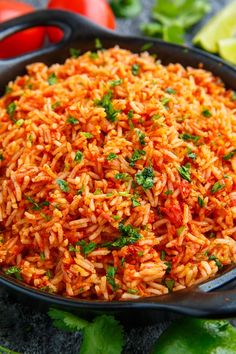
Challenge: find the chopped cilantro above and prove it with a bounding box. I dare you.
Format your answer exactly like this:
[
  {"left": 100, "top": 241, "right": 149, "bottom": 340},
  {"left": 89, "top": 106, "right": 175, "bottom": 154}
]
[
  {"left": 74, "top": 150, "right": 83, "bottom": 163},
  {"left": 76, "top": 240, "right": 97, "bottom": 257},
  {"left": 94, "top": 189, "right": 102, "bottom": 195},
  {"left": 77, "top": 186, "right": 84, "bottom": 195},
  {"left": 80, "top": 132, "right": 93, "bottom": 139},
  {"left": 40, "top": 252, "right": 45, "bottom": 261},
  {"left": 107, "top": 153, "right": 118, "bottom": 161},
  {"left": 5, "top": 86, "right": 13, "bottom": 94},
  {"left": 46, "top": 270, "right": 52, "bottom": 279},
  {"left": 68, "top": 244, "right": 78, "bottom": 252},
  {"left": 16, "top": 119, "right": 24, "bottom": 127},
  {"left": 187, "top": 147, "right": 197, "bottom": 160},
  {"left": 131, "top": 194, "right": 141, "bottom": 207},
  {"left": 95, "top": 38, "right": 102, "bottom": 49},
  {"left": 29, "top": 134, "right": 33, "bottom": 143},
  {"left": 67, "top": 116, "right": 79, "bottom": 125},
  {"left": 141, "top": 42, "right": 153, "bottom": 51},
  {"left": 136, "top": 130, "right": 146, "bottom": 146},
  {"left": 25, "top": 196, "right": 50, "bottom": 210},
  {"left": 95, "top": 91, "right": 119, "bottom": 123},
  {"left": 56, "top": 179, "right": 69, "bottom": 193},
  {"left": 0, "top": 153, "right": 4, "bottom": 161},
  {"left": 177, "top": 225, "right": 185, "bottom": 236},
  {"left": 127, "top": 109, "right": 134, "bottom": 129},
  {"left": 223, "top": 149, "right": 236, "bottom": 161},
  {"left": 103, "top": 223, "right": 141, "bottom": 249},
  {"left": 202, "top": 108, "right": 212, "bottom": 117},
  {"left": 231, "top": 91, "right": 236, "bottom": 101},
  {"left": 109, "top": 79, "right": 123, "bottom": 87},
  {"left": 160, "top": 250, "right": 166, "bottom": 260},
  {"left": 206, "top": 231, "right": 216, "bottom": 239},
  {"left": 51, "top": 101, "right": 61, "bottom": 110},
  {"left": 6, "top": 102, "right": 16, "bottom": 121},
  {"left": 208, "top": 255, "right": 223, "bottom": 270},
  {"left": 40, "top": 212, "right": 52, "bottom": 221},
  {"left": 164, "top": 278, "right": 175, "bottom": 292},
  {"left": 165, "top": 189, "right": 173, "bottom": 195},
  {"left": 164, "top": 261, "right": 172, "bottom": 273},
  {"left": 166, "top": 87, "right": 176, "bottom": 94},
  {"left": 119, "top": 191, "right": 130, "bottom": 197},
  {"left": 5, "top": 266, "right": 22, "bottom": 280},
  {"left": 211, "top": 181, "right": 225, "bottom": 194},
  {"left": 161, "top": 97, "right": 170, "bottom": 106},
  {"left": 115, "top": 173, "right": 130, "bottom": 181},
  {"left": 106, "top": 266, "right": 118, "bottom": 291},
  {"left": 90, "top": 52, "right": 99, "bottom": 59},
  {"left": 129, "top": 149, "right": 146, "bottom": 167},
  {"left": 135, "top": 167, "right": 155, "bottom": 190},
  {"left": 178, "top": 163, "right": 191, "bottom": 183},
  {"left": 127, "top": 288, "right": 139, "bottom": 294},
  {"left": 113, "top": 215, "right": 120, "bottom": 221},
  {"left": 179, "top": 133, "right": 200, "bottom": 143},
  {"left": 70, "top": 48, "right": 81, "bottom": 58},
  {"left": 198, "top": 196, "right": 205, "bottom": 208},
  {"left": 121, "top": 257, "right": 125, "bottom": 266},
  {"left": 132, "top": 64, "right": 140, "bottom": 76},
  {"left": 48, "top": 73, "right": 58, "bottom": 85}
]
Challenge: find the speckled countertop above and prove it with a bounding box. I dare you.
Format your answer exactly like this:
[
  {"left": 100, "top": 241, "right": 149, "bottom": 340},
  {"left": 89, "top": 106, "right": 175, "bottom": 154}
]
[{"left": 0, "top": 0, "right": 234, "bottom": 353}]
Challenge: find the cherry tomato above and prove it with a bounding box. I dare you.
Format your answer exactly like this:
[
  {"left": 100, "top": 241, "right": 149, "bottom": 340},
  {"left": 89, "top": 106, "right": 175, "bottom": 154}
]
[
  {"left": 0, "top": 0, "right": 45, "bottom": 59},
  {"left": 47, "top": 0, "right": 115, "bottom": 43}
]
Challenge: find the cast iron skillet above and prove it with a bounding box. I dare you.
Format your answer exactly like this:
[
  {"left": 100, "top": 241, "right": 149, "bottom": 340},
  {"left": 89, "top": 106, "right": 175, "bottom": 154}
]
[{"left": 0, "top": 10, "right": 236, "bottom": 323}]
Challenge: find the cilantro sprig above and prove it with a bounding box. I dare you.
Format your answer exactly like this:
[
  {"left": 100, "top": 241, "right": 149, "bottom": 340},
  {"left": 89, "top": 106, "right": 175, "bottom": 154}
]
[
  {"left": 135, "top": 167, "right": 155, "bottom": 190},
  {"left": 95, "top": 91, "right": 119, "bottom": 122}
]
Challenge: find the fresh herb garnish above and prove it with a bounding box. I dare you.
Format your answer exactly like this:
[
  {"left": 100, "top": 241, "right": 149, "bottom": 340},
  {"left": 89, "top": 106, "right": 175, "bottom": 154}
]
[
  {"left": 68, "top": 244, "right": 78, "bottom": 252},
  {"left": 202, "top": 108, "right": 212, "bottom": 117},
  {"left": 211, "top": 181, "right": 225, "bottom": 194},
  {"left": 164, "top": 261, "right": 172, "bottom": 273},
  {"left": 109, "top": 79, "right": 123, "bottom": 87},
  {"left": 132, "top": 64, "right": 140, "bottom": 76},
  {"left": 103, "top": 223, "right": 141, "bottom": 249},
  {"left": 198, "top": 196, "right": 205, "bottom": 208},
  {"left": 187, "top": 147, "right": 197, "bottom": 160},
  {"left": 113, "top": 215, "right": 120, "bottom": 221},
  {"left": 69, "top": 48, "right": 81, "bottom": 58},
  {"left": 48, "top": 73, "right": 58, "bottom": 85},
  {"left": 16, "top": 119, "right": 24, "bottom": 127},
  {"left": 94, "top": 189, "right": 102, "bottom": 195},
  {"left": 177, "top": 225, "right": 185, "bottom": 236},
  {"left": 107, "top": 153, "right": 118, "bottom": 161},
  {"left": 231, "top": 91, "right": 236, "bottom": 101},
  {"left": 135, "top": 167, "right": 155, "bottom": 190},
  {"left": 74, "top": 150, "right": 83, "bottom": 163},
  {"left": 51, "top": 101, "right": 61, "bottom": 110},
  {"left": 0, "top": 153, "right": 4, "bottom": 161},
  {"left": 179, "top": 133, "right": 200, "bottom": 143},
  {"left": 136, "top": 130, "right": 146, "bottom": 146},
  {"left": 141, "top": 42, "right": 153, "bottom": 51},
  {"left": 115, "top": 173, "right": 130, "bottom": 181},
  {"left": 40, "top": 212, "right": 52, "bottom": 221},
  {"left": 165, "top": 189, "right": 173, "bottom": 195},
  {"left": 6, "top": 102, "right": 16, "bottom": 121},
  {"left": 95, "top": 38, "right": 102, "bottom": 49},
  {"left": 209, "top": 255, "right": 223, "bottom": 270},
  {"left": 95, "top": 91, "right": 119, "bottom": 122},
  {"left": 129, "top": 149, "right": 146, "bottom": 167},
  {"left": 67, "top": 116, "right": 79, "bottom": 125},
  {"left": 223, "top": 149, "right": 236, "bottom": 160},
  {"left": 166, "top": 87, "right": 176, "bottom": 94},
  {"left": 76, "top": 240, "right": 97, "bottom": 257},
  {"left": 131, "top": 194, "right": 141, "bottom": 207},
  {"left": 164, "top": 278, "right": 175, "bottom": 292},
  {"left": 56, "top": 179, "right": 70, "bottom": 193},
  {"left": 80, "top": 132, "right": 93, "bottom": 139},
  {"left": 48, "top": 309, "right": 124, "bottom": 354},
  {"left": 90, "top": 52, "right": 99, "bottom": 59},
  {"left": 26, "top": 196, "right": 50, "bottom": 211},
  {"left": 110, "top": 0, "right": 141, "bottom": 18},
  {"left": 5, "top": 266, "right": 22, "bottom": 280},
  {"left": 160, "top": 250, "right": 166, "bottom": 260},
  {"left": 178, "top": 163, "right": 191, "bottom": 183},
  {"left": 40, "top": 252, "right": 46, "bottom": 261},
  {"left": 46, "top": 270, "right": 52, "bottom": 279},
  {"left": 106, "top": 266, "right": 118, "bottom": 291},
  {"left": 161, "top": 97, "right": 170, "bottom": 106},
  {"left": 5, "top": 86, "right": 13, "bottom": 94}
]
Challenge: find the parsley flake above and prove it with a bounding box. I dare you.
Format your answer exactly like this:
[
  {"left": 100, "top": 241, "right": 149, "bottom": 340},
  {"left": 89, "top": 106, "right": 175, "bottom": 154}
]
[{"left": 102, "top": 223, "right": 141, "bottom": 249}]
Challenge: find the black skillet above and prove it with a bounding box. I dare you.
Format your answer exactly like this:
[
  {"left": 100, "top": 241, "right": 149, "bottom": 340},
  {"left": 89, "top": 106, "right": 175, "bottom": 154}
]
[{"left": 0, "top": 10, "right": 236, "bottom": 324}]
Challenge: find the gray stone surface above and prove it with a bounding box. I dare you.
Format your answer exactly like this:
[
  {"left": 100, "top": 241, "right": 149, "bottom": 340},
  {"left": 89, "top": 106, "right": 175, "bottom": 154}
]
[{"left": 0, "top": 0, "right": 234, "bottom": 353}]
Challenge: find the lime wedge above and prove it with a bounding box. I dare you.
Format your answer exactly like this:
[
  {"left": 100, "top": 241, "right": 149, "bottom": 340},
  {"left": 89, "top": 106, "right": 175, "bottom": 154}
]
[
  {"left": 218, "top": 37, "right": 236, "bottom": 64},
  {"left": 193, "top": 1, "right": 236, "bottom": 53}
]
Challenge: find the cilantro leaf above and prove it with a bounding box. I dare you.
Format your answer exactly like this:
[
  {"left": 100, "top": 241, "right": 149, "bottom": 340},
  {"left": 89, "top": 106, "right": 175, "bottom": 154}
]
[
  {"left": 69, "top": 48, "right": 81, "bottom": 58},
  {"left": 107, "top": 153, "right": 118, "bottom": 161},
  {"left": 115, "top": 173, "right": 130, "bottom": 181},
  {"left": 74, "top": 150, "right": 83, "bottom": 163},
  {"left": 187, "top": 147, "right": 197, "bottom": 160},
  {"left": 95, "top": 91, "right": 119, "bottom": 122},
  {"left": 211, "top": 181, "right": 225, "bottom": 194},
  {"left": 163, "top": 278, "right": 175, "bottom": 292},
  {"left": 5, "top": 266, "right": 22, "bottom": 280},
  {"left": 129, "top": 149, "right": 146, "bottom": 167},
  {"left": 208, "top": 255, "right": 223, "bottom": 270},
  {"left": 178, "top": 164, "right": 191, "bottom": 183},
  {"left": 141, "top": 42, "right": 153, "bottom": 51},
  {"left": 132, "top": 64, "right": 140, "bottom": 76},
  {"left": 80, "top": 315, "right": 124, "bottom": 354},
  {"left": 109, "top": 79, "right": 123, "bottom": 87},
  {"left": 131, "top": 193, "right": 141, "bottom": 207},
  {"left": 48, "top": 73, "right": 58, "bottom": 85},
  {"left": 223, "top": 149, "right": 236, "bottom": 161},
  {"left": 6, "top": 102, "right": 16, "bottom": 121},
  {"left": 135, "top": 167, "right": 155, "bottom": 190},
  {"left": 80, "top": 132, "right": 94, "bottom": 139},
  {"left": 103, "top": 223, "right": 141, "bottom": 249},
  {"left": 106, "top": 266, "right": 118, "bottom": 291},
  {"left": 202, "top": 108, "right": 212, "bottom": 117},
  {"left": 163, "top": 23, "right": 185, "bottom": 44},
  {"left": 179, "top": 133, "right": 200, "bottom": 143},
  {"left": 198, "top": 196, "right": 205, "bottom": 208},
  {"left": 76, "top": 240, "right": 97, "bottom": 257},
  {"left": 95, "top": 38, "right": 102, "bottom": 49},
  {"left": 56, "top": 179, "right": 70, "bottom": 193},
  {"left": 48, "top": 308, "right": 89, "bottom": 332},
  {"left": 67, "top": 116, "right": 79, "bottom": 125}
]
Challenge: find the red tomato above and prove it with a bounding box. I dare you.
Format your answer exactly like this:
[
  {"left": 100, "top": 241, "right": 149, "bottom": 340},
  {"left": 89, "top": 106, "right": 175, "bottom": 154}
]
[
  {"left": 0, "top": 0, "right": 45, "bottom": 59},
  {"left": 47, "top": 0, "right": 115, "bottom": 43}
]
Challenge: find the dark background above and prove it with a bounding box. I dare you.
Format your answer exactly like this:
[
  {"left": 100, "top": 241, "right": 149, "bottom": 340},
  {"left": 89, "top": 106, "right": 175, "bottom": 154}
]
[{"left": 0, "top": 0, "right": 234, "bottom": 353}]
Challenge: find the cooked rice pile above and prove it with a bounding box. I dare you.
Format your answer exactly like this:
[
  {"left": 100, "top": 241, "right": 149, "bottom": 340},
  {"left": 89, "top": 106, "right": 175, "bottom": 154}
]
[{"left": 0, "top": 47, "right": 236, "bottom": 300}]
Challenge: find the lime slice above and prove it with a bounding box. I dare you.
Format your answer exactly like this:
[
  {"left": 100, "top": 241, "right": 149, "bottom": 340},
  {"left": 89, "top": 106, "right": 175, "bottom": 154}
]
[
  {"left": 193, "top": 1, "right": 236, "bottom": 53},
  {"left": 218, "top": 37, "right": 236, "bottom": 64}
]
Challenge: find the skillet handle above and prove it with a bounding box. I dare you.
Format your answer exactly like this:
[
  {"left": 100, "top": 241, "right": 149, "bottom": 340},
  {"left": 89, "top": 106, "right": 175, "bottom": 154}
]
[
  {"left": 144, "top": 267, "right": 236, "bottom": 318},
  {"left": 0, "top": 9, "right": 115, "bottom": 78}
]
